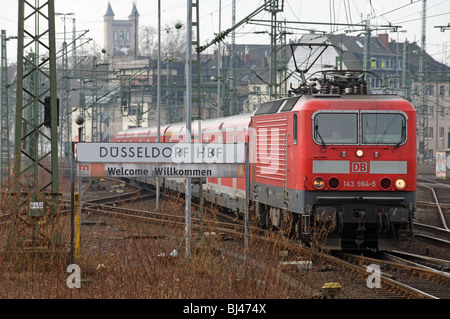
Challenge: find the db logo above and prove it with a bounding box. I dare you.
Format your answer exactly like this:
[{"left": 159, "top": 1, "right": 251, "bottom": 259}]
[
  {"left": 78, "top": 164, "right": 91, "bottom": 177},
  {"left": 352, "top": 162, "right": 368, "bottom": 173}
]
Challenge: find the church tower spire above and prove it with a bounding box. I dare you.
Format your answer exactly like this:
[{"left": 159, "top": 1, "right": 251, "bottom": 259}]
[{"left": 104, "top": 1, "right": 115, "bottom": 17}]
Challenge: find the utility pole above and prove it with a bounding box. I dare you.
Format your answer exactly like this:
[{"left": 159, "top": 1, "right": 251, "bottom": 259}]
[
  {"left": 418, "top": 0, "right": 428, "bottom": 163},
  {"left": 185, "top": 0, "right": 192, "bottom": 259},
  {"left": 56, "top": 12, "right": 74, "bottom": 159},
  {"left": 191, "top": 0, "right": 204, "bottom": 234},
  {"left": 267, "top": 0, "right": 284, "bottom": 99},
  {"left": 402, "top": 40, "right": 411, "bottom": 101},
  {"left": 278, "top": 21, "right": 290, "bottom": 97},
  {"left": 363, "top": 17, "right": 372, "bottom": 92},
  {"left": 191, "top": 0, "right": 201, "bottom": 122},
  {"left": 184, "top": 0, "right": 204, "bottom": 255},
  {"left": 12, "top": 0, "right": 60, "bottom": 248},
  {"left": 230, "top": 0, "right": 237, "bottom": 115},
  {"left": 79, "top": 77, "right": 87, "bottom": 141},
  {"left": 72, "top": 18, "right": 77, "bottom": 78},
  {"left": 156, "top": 0, "right": 161, "bottom": 210},
  {"left": 217, "top": 0, "right": 222, "bottom": 117},
  {"left": 91, "top": 56, "right": 99, "bottom": 141}
]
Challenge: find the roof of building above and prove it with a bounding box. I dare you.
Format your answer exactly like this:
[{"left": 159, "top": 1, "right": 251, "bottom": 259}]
[
  {"left": 298, "top": 33, "right": 450, "bottom": 77},
  {"left": 130, "top": 3, "right": 140, "bottom": 17},
  {"left": 104, "top": 2, "right": 115, "bottom": 17}
]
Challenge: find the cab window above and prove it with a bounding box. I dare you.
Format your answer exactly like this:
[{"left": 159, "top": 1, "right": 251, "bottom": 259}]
[
  {"left": 362, "top": 113, "right": 406, "bottom": 144},
  {"left": 313, "top": 112, "right": 358, "bottom": 145}
]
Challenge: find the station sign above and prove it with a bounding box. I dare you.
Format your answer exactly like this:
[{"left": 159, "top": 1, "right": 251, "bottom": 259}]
[
  {"left": 76, "top": 142, "right": 245, "bottom": 164},
  {"left": 77, "top": 163, "right": 245, "bottom": 178}
]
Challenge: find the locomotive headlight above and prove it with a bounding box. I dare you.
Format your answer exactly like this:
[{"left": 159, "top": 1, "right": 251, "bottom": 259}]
[
  {"left": 394, "top": 178, "right": 406, "bottom": 190},
  {"left": 313, "top": 177, "right": 325, "bottom": 189},
  {"left": 356, "top": 149, "right": 364, "bottom": 157}
]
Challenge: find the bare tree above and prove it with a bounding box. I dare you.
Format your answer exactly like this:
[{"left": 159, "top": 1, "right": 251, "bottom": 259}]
[
  {"left": 162, "top": 21, "right": 186, "bottom": 60},
  {"left": 139, "top": 21, "right": 186, "bottom": 60},
  {"left": 140, "top": 25, "right": 157, "bottom": 57}
]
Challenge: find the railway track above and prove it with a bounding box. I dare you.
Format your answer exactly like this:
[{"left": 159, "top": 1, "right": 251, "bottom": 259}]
[
  {"left": 417, "top": 182, "right": 450, "bottom": 228},
  {"left": 415, "top": 179, "right": 450, "bottom": 247},
  {"left": 79, "top": 190, "right": 248, "bottom": 238},
  {"left": 386, "top": 250, "right": 450, "bottom": 272},
  {"left": 335, "top": 251, "right": 450, "bottom": 299},
  {"left": 84, "top": 189, "right": 156, "bottom": 206},
  {"left": 79, "top": 193, "right": 450, "bottom": 299},
  {"left": 412, "top": 223, "right": 450, "bottom": 247}
]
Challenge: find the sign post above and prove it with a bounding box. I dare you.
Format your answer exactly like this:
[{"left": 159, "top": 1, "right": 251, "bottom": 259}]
[
  {"left": 70, "top": 141, "right": 75, "bottom": 264},
  {"left": 76, "top": 141, "right": 246, "bottom": 261},
  {"left": 244, "top": 141, "right": 250, "bottom": 276}
]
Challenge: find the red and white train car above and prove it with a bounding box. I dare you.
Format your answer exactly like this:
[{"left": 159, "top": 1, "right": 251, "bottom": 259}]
[{"left": 111, "top": 72, "right": 416, "bottom": 250}]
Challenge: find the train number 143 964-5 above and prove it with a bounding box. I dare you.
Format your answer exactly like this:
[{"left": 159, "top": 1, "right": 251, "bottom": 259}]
[{"left": 343, "top": 180, "right": 376, "bottom": 188}]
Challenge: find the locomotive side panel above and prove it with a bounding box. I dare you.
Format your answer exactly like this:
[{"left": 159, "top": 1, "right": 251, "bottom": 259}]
[{"left": 251, "top": 115, "right": 290, "bottom": 212}]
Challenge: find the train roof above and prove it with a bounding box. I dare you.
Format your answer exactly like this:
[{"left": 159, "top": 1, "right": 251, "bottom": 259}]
[
  {"left": 164, "top": 114, "right": 252, "bottom": 135},
  {"left": 253, "top": 94, "right": 415, "bottom": 116},
  {"left": 114, "top": 93, "right": 414, "bottom": 140},
  {"left": 114, "top": 127, "right": 151, "bottom": 138},
  {"left": 114, "top": 113, "right": 252, "bottom": 140},
  {"left": 114, "top": 124, "right": 171, "bottom": 138},
  {"left": 211, "top": 114, "right": 252, "bottom": 131}
]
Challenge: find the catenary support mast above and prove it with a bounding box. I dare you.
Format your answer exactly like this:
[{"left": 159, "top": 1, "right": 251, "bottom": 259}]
[{"left": 12, "top": 0, "right": 60, "bottom": 247}]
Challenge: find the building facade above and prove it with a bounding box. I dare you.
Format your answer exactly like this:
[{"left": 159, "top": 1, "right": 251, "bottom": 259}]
[{"left": 104, "top": 2, "right": 139, "bottom": 59}]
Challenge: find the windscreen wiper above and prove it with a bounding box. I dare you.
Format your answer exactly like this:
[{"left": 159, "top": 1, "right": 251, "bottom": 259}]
[
  {"left": 314, "top": 125, "right": 327, "bottom": 148},
  {"left": 393, "top": 124, "right": 406, "bottom": 150}
]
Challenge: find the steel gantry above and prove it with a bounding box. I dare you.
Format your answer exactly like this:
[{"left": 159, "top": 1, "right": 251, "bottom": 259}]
[
  {"left": 1, "top": 30, "right": 15, "bottom": 188},
  {"left": 11, "top": 0, "right": 60, "bottom": 248}
]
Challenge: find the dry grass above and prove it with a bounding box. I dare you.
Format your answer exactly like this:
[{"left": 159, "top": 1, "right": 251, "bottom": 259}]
[{"left": 0, "top": 184, "right": 333, "bottom": 299}]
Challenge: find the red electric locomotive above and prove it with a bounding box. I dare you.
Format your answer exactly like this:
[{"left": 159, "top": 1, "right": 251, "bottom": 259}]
[
  {"left": 250, "top": 70, "right": 416, "bottom": 250},
  {"left": 112, "top": 70, "right": 416, "bottom": 251}
]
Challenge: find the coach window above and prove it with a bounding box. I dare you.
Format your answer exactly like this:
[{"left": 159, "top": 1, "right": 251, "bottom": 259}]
[
  {"left": 293, "top": 114, "right": 298, "bottom": 145},
  {"left": 362, "top": 113, "right": 406, "bottom": 145},
  {"left": 313, "top": 112, "right": 357, "bottom": 145}
]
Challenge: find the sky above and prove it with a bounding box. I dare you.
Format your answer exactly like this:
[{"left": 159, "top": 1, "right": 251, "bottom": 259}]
[{"left": 0, "top": 0, "right": 449, "bottom": 65}]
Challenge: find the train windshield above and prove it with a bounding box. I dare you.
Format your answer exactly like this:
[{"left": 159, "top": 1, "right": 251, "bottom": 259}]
[
  {"left": 314, "top": 113, "right": 358, "bottom": 144},
  {"left": 362, "top": 113, "right": 406, "bottom": 144},
  {"left": 313, "top": 111, "right": 407, "bottom": 145}
]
